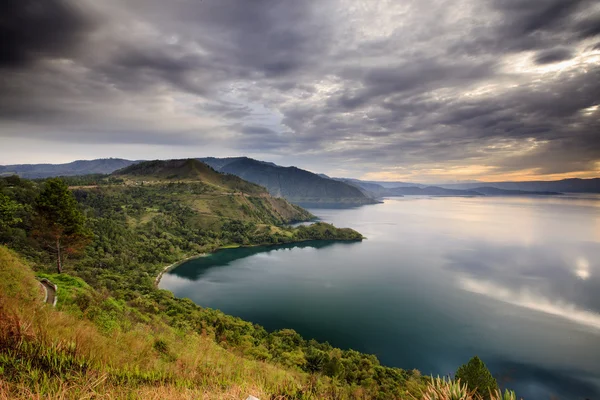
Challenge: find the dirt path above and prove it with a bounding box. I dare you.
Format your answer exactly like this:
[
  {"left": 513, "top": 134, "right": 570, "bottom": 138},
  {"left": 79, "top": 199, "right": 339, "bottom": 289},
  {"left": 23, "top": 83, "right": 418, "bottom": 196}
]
[{"left": 40, "top": 279, "right": 57, "bottom": 306}]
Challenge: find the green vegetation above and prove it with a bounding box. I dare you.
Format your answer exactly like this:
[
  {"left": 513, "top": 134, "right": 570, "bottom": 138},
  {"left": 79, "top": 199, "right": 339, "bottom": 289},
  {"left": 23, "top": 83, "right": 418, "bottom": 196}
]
[
  {"left": 455, "top": 356, "right": 499, "bottom": 399},
  {"left": 201, "top": 157, "right": 378, "bottom": 205},
  {"left": 0, "top": 162, "right": 514, "bottom": 399},
  {"left": 0, "top": 192, "right": 23, "bottom": 229},
  {"left": 424, "top": 377, "right": 515, "bottom": 400},
  {"left": 1, "top": 246, "right": 323, "bottom": 399},
  {"left": 34, "top": 178, "right": 91, "bottom": 273}
]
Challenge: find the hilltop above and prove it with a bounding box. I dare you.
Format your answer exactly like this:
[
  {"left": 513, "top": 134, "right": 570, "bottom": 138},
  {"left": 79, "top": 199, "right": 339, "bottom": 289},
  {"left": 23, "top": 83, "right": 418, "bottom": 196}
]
[
  {"left": 115, "top": 158, "right": 218, "bottom": 179},
  {"left": 108, "top": 159, "right": 315, "bottom": 225},
  {"left": 114, "top": 159, "right": 268, "bottom": 196},
  {"left": 200, "top": 157, "right": 378, "bottom": 206}
]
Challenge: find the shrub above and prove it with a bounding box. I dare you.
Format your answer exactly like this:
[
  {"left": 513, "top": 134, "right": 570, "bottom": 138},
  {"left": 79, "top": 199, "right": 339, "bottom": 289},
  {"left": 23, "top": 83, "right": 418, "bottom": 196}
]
[
  {"left": 455, "top": 356, "right": 498, "bottom": 400},
  {"left": 423, "top": 376, "right": 470, "bottom": 400},
  {"left": 423, "top": 377, "right": 516, "bottom": 400}
]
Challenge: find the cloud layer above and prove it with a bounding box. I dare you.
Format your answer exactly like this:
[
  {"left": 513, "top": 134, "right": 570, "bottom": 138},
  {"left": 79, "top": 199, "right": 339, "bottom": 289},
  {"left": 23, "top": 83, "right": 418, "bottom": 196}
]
[{"left": 1, "top": 0, "right": 599, "bottom": 180}]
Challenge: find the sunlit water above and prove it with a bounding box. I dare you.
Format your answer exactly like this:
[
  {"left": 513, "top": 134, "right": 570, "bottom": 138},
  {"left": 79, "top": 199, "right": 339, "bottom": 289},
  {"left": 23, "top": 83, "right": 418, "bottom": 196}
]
[{"left": 160, "top": 196, "right": 600, "bottom": 399}]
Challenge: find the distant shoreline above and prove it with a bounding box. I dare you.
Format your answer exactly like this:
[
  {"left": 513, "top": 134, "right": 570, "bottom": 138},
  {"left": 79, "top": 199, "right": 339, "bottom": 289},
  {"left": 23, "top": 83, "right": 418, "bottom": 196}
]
[
  {"left": 154, "top": 253, "right": 207, "bottom": 287},
  {"left": 154, "top": 236, "right": 365, "bottom": 287}
]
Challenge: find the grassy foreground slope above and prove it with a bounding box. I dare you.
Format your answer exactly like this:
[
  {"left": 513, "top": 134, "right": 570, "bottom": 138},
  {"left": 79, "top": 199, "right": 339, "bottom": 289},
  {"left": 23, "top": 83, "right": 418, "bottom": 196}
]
[
  {"left": 0, "top": 246, "right": 361, "bottom": 399},
  {"left": 0, "top": 246, "right": 427, "bottom": 399}
]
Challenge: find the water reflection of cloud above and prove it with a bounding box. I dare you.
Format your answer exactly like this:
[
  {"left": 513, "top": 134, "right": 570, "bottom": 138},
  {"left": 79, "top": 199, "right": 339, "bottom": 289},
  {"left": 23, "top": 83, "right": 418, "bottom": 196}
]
[
  {"left": 458, "top": 276, "right": 600, "bottom": 331},
  {"left": 491, "top": 359, "right": 600, "bottom": 400},
  {"left": 445, "top": 243, "right": 600, "bottom": 326},
  {"left": 575, "top": 257, "right": 591, "bottom": 280}
]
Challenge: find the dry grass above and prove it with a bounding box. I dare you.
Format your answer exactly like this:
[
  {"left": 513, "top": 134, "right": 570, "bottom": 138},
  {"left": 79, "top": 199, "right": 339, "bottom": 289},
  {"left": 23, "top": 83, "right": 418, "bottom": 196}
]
[{"left": 0, "top": 246, "right": 338, "bottom": 400}]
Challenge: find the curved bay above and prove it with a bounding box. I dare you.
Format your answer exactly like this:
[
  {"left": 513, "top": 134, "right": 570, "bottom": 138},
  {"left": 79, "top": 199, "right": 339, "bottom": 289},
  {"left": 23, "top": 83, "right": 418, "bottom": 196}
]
[{"left": 160, "top": 196, "right": 600, "bottom": 400}]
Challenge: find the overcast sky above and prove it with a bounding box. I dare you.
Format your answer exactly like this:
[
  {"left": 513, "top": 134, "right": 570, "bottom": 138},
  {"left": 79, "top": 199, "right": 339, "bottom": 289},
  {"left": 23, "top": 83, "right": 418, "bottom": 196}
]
[{"left": 1, "top": 0, "right": 599, "bottom": 182}]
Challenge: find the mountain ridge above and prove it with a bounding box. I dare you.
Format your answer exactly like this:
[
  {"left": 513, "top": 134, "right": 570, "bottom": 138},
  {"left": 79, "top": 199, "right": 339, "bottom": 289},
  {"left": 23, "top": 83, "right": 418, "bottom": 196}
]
[
  {"left": 200, "top": 157, "right": 378, "bottom": 206},
  {"left": 2, "top": 158, "right": 599, "bottom": 193}
]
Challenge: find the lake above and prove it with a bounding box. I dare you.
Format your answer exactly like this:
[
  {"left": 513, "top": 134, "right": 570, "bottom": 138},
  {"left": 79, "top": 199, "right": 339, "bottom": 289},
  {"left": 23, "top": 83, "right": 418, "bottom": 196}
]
[{"left": 160, "top": 196, "right": 600, "bottom": 399}]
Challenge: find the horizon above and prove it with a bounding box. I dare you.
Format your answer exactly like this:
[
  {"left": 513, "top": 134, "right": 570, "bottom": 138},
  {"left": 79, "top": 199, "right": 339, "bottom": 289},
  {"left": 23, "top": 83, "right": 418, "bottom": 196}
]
[
  {"left": 1, "top": 0, "right": 599, "bottom": 182},
  {"left": 1, "top": 156, "right": 599, "bottom": 184}
]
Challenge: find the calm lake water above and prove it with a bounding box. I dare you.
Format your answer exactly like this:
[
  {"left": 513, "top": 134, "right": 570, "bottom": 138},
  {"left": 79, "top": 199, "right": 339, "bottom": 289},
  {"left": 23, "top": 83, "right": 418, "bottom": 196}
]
[{"left": 160, "top": 196, "right": 600, "bottom": 399}]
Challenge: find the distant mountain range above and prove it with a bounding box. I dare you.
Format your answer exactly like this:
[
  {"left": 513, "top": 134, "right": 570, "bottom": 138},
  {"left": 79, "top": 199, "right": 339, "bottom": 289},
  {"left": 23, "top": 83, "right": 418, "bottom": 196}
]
[
  {"left": 2, "top": 158, "right": 599, "bottom": 201},
  {"left": 340, "top": 178, "right": 600, "bottom": 194},
  {"left": 344, "top": 179, "right": 419, "bottom": 189},
  {"left": 0, "top": 158, "right": 137, "bottom": 179},
  {"left": 435, "top": 179, "right": 600, "bottom": 193},
  {"left": 1, "top": 157, "right": 376, "bottom": 206},
  {"left": 340, "top": 179, "right": 562, "bottom": 197},
  {"left": 200, "top": 157, "right": 377, "bottom": 206}
]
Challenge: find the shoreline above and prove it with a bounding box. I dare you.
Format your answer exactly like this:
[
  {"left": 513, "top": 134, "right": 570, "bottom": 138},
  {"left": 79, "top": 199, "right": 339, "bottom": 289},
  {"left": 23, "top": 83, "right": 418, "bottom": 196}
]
[
  {"left": 154, "top": 253, "right": 207, "bottom": 287},
  {"left": 154, "top": 236, "right": 364, "bottom": 287}
]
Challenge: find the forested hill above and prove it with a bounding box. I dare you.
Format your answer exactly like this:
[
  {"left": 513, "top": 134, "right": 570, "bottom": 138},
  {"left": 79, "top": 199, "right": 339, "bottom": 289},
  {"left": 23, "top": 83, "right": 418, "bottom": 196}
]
[
  {"left": 200, "top": 157, "right": 378, "bottom": 206},
  {"left": 0, "top": 158, "right": 137, "bottom": 179},
  {"left": 116, "top": 158, "right": 220, "bottom": 180},
  {"left": 0, "top": 163, "right": 363, "bottom": 292},
  {"left": 114, "top": 159, "right": 267, "bottom": 195},
  {"left": 108, "top": 159, "right": 315, "bottom": 226}
]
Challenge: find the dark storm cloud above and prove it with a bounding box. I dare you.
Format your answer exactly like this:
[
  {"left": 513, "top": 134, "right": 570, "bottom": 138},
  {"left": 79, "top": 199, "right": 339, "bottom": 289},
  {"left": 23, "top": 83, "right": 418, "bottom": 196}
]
[
  {"left": 495, "top": 0, "right": 584, "bottom": 35},
  {"left": 240, "top": 126, "right": 278, "bottom": 136},
  {"left": 0, "top": 0, "right": 598, "bottom": 178},
  {"left": 333, "top": 60, "right": 497, "bottom": 110},
  {"left": 0, "top": 0, "right": 332, "bottom": 135},
  {"left": 111, "top": 0, "right": 332, "bottom": 81},
  {"left": 575, "top": 13, "right": 600, "bottom": 39},
  {"left": 534, "top": 48, "right": 573, "bottom": 64},
  {"left": 0, "top": 0, "right": 94, "bottom": 68},
  {"left": 451, "top": 0, "right": 594, "bottom": 56}
]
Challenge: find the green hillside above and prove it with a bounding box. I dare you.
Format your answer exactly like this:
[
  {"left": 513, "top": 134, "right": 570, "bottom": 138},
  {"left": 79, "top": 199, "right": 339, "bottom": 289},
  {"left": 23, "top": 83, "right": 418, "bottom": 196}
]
[
  {"left": 201, "top": 157, "right": 378, "bottom": 206},
  {"left": 0, "top": 166, "right": 517, "bottom": 400},
  {"left": 114, "top": 159, "right": 265, "bottom": 195}
]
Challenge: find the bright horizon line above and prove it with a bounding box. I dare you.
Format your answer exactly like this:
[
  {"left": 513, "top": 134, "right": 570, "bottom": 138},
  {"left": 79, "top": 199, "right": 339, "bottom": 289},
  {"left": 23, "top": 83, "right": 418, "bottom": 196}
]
[{"left": 1, "top": 156, "right": 599, "bottom": 184}]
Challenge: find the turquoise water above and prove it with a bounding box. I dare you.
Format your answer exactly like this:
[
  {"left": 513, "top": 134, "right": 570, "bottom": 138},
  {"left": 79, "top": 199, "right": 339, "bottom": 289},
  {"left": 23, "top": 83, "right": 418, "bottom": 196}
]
[{"left": 160, "top": 196, "right": 600, "bottom": 399}]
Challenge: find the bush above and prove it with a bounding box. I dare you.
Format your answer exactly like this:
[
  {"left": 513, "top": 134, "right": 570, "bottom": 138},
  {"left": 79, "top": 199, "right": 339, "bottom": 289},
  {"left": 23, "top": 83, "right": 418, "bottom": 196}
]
[
  {"left": 424, "top": 376, "right": 515, "bottom": 400},
  {"left": 455, "top": 356, "right": 498, "bottom": 399}
]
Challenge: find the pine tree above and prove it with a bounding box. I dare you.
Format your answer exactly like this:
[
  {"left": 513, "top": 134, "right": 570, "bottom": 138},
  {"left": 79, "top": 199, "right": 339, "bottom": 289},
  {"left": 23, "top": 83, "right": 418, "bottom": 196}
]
[
  {"left": 0, "top": 193, "right": 22, "bottom": 230},
  {"left": 455, "top": 356, "right": 498, "bottom": 399},
  {"left": 34, "top": 178, "right": 90, "bottom": 273}
]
